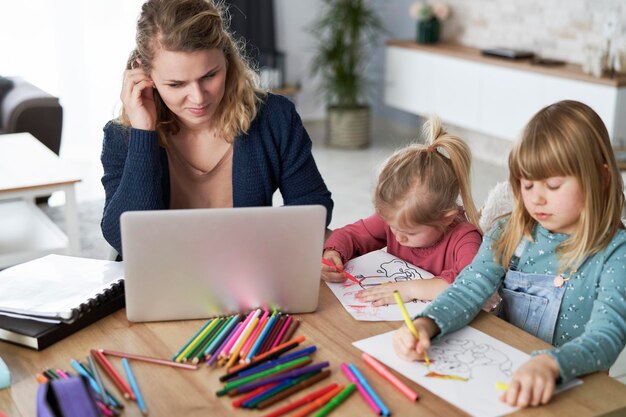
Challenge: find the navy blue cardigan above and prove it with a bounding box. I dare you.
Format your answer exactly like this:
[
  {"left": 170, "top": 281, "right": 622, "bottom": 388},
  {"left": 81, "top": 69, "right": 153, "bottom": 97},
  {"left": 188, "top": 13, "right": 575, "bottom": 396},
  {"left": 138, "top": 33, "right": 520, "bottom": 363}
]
[{"left": 100, "top": 94, "right": 333, "bottom": 256}]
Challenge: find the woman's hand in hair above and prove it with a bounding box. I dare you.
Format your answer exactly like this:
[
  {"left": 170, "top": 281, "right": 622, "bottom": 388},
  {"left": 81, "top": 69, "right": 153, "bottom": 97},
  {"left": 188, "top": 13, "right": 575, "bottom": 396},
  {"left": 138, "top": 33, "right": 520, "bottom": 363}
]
[
  {"left": 320, "top": 250, "right": 347, "bottom": 282},
  {"left": 121, "top": 61, "right": 157, "bottom": 131}
]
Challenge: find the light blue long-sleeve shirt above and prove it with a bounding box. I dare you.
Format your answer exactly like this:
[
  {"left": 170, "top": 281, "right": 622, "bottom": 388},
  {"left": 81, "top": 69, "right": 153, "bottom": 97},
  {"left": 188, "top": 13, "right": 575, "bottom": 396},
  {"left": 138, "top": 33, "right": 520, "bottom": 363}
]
[{"left": 419, "top": 219, "right": 626, "bottom": 383}]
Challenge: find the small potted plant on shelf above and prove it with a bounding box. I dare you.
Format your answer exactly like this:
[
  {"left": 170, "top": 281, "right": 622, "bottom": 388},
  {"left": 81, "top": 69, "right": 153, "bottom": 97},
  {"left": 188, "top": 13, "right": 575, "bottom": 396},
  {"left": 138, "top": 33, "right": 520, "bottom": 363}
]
[
  {"left": 410, "top": 1, "right": 450, "bottom": 44},
  {"left": 309, "top": 0, "right": 385, "bottom": 148}
]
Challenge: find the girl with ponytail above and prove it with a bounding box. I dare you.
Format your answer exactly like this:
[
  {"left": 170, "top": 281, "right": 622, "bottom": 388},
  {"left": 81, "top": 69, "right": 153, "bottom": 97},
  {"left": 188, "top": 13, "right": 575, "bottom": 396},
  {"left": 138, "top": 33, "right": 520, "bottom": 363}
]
[{"left": 321, "top": 116, "right": 482, "bottom": 305}]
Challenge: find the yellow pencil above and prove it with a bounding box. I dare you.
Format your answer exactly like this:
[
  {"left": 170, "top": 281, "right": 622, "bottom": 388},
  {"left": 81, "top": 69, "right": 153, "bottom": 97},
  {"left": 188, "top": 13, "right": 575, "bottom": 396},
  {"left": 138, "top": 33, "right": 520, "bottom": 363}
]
[
  {"left": 393, "top": 290, "right": 430, "bottom": 366},
  {"left": 226, "top": 314, "right": 260, "bottom": 369}
]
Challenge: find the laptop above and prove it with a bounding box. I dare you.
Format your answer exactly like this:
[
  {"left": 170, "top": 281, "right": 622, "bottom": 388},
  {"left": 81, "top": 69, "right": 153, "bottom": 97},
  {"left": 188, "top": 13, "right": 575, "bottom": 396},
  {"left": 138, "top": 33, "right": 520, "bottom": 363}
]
[{"left": 120, "top": 205, "right": 327, "bottom": 322}]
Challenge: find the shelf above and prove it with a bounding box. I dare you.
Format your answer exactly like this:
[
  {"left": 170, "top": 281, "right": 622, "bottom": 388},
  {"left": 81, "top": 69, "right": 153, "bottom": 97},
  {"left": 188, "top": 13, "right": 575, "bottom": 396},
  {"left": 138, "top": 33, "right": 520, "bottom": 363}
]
[{"left": 0, "top": 200, "right": 69, "bottom": 269}]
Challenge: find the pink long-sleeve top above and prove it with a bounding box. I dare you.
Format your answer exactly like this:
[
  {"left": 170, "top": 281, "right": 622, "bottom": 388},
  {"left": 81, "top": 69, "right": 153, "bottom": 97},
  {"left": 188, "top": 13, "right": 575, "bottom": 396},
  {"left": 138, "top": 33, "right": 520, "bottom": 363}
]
[{"left": 324, "top": 213, "right": 482, "bottom": 284}]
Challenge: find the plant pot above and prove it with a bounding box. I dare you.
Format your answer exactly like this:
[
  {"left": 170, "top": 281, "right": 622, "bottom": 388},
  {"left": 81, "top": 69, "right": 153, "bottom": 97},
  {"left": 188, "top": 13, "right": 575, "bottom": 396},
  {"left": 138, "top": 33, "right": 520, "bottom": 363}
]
[
  {"left": 326, "top": 106, "right": 370, "bottom": 148},
  {"left": 416, "top": 17, "right": 440, "bottom": 44}
]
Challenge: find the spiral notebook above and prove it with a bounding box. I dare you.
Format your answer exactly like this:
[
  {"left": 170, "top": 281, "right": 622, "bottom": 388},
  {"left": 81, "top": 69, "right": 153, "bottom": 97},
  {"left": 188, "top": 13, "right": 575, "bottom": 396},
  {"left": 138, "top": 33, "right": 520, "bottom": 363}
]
[
  {"left": 0, "top": 254, "right": 124, "bottom": 324},
  {"left": 0, "top": 255, "right": 125, "bottom": 350}
]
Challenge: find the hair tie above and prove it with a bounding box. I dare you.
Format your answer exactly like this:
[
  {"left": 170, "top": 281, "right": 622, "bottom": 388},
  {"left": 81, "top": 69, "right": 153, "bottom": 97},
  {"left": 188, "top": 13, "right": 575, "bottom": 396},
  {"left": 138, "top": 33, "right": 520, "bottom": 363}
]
[{"left": 426, "top": 145, "right": 436, "bottom": 153}]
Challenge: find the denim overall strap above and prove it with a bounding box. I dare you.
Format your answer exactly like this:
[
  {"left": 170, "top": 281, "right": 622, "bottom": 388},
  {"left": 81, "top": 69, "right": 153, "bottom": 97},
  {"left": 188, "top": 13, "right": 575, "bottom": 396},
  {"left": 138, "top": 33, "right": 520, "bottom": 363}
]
[{"left": 499, "top": 270, "right": 566, "bottom": 344}]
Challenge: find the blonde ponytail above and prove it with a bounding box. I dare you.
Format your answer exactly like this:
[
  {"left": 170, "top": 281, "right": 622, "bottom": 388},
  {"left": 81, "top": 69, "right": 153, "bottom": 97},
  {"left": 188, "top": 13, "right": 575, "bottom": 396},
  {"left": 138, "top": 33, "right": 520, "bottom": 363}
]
[{"left": 374, "top": 116, "right": 480, "bottom": 233}]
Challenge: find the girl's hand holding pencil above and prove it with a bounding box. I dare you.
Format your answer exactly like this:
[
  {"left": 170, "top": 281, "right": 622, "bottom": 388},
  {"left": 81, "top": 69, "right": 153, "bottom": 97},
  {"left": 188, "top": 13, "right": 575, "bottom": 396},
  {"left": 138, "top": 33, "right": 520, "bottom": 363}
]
[
  {"left": 320, "top": 251, "right": 349, "bottom": 283},
  {"left": 392, "top": 317, "right": 438, "bottom": 363}
]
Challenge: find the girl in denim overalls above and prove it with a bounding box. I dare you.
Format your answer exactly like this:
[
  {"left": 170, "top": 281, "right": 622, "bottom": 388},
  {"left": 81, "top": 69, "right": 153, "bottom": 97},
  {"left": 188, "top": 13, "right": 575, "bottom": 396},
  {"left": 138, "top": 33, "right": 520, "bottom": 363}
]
[{"left": 393, "top": 100, "right": 626, "bottom": 408}]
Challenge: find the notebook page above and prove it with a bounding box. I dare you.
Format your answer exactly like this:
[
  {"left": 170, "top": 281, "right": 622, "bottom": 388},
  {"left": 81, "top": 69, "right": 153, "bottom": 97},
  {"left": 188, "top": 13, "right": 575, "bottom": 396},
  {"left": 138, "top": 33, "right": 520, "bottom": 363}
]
[{"left": 0, "top": 255, "right": 124, "bottom": 321}]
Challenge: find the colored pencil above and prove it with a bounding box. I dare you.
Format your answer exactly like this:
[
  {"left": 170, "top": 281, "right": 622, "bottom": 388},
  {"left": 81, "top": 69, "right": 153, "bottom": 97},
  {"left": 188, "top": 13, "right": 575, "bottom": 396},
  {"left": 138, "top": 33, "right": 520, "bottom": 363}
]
[
  {"left": 220, "top": 313, "right": 255, "bottom": 361},
  {"left": 290, "top": 385, "right": 345, "bottom": 417},
  {"left": 43, "top": 369, "right": 60, "bottom": 380},
  {"left": 321, "top": 258, "right": 360, "bottom": 283},
  {"left": 35, "top": 374, "right": 48, "bottom": 384},
  {"left": 270, "top": 315, "right": 292, "bottom": 350},
  {"left": 91, "top": 349, "right": 136, "bottom": 400},
  {"left": 362, "top": 352, "right": 418, "bottom": 401},
  {"left": 226, "top": 309, "right": 260, "bottom": 357},
  {"left": 241, "top": 371, "right": 316, "bottom": 409},
  {"left": 393, "top": 290, "right": 430, "bottom": 365},
  {"left": 75, "top": 360, "right": 125, "bottom": 409},
  {"left": 55, "top": 369, "right": 70, "bottom": 378},
  {"left": 232, "top": 382, "right": 280, "bottom": 408},
  {"left": 341, "top": 363, "right": 381, "bottom": 415},
  {"left": 278, "top": 318, "right": 300, "bottom": 347},
  {"left": 188, "top": 317, "right": 226, "bottom": 363},
  {"left": 171, "top": 317, "right": 217, "bottom": 361},
  {"left": 261, "top": 383, "right": 338, "bottom": 417},
  {"left": 122, "top": 358, "right": 148, "bottom": 415},
  {"left": 100, "top": 349, "right": 198, "bottom": 370},
  {"left": 349, "top": 363, "right": 390, "bottom": 416},
  {"left": 314, "top": 383, "right": 356, "bottom": 417},
  {"left": 203, "top": 315, "right": 240, "bottom": 359},
  {"left": 177, "top": 317, "right": 221, "bottom": 362},
  {"left": 88, "top": 355, "right": 110, "bottom": 406},
  {"left": 240, "top": 310, "right": 269, "bottom": 360},
  {"left": 224, "top": 356, "right": 312, "bottom": 390},
  {"left": 226, "top": 310, "right": 262, "bottom": 368},
  {"left": 207, "top": 322, "right": 242, "bottom": 367},
  {"left": 246, "top": 311, "right": 279, "bottom": 362},
  {"left": 226, "top": 335, "right": 305, "bottom": 374},
  {"left": 231, "top": 361, "right": 330, "bottom": 395},
  {"left": 259, "top": 313, "right": 284, "bottom": 354},
  {"left": 70, "top": 360, "right": 124, "bottom": 409},
  {"left": 225, "top": 346, "right": 317, "bottom": 382},
  {"left": 256, "top": 369, "right": 332, "bottom": 410}
]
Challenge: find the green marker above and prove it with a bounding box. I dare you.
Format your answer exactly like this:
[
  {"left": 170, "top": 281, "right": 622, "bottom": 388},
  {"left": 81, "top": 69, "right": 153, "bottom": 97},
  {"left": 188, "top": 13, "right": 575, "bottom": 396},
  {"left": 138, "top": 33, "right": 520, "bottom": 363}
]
[
  {"left": 314, "top": 383, "right": 356, "bottom": 417},
  {"left": 223, "top": 356, "right": 311, "bottom": 390}
]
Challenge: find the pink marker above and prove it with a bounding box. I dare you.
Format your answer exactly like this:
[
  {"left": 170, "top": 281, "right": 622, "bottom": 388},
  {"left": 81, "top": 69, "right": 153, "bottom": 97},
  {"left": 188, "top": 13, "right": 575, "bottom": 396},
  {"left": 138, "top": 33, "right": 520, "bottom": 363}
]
[
  {"left": 270, "top": 315, "right": 292, "bottom": 349},
  {"left": 340, "top": 362, "right": 381, "bottom": 415}
]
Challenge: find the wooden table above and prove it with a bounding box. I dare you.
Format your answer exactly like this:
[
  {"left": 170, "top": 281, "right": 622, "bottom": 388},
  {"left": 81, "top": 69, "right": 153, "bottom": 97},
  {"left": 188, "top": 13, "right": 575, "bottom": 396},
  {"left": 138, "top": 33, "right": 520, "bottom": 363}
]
[
  {"left": 1, "top": 284, "right": 626, "bottom": 417},
  {"left": 0, "top": 133, "right": 81, "bottom": 268}
]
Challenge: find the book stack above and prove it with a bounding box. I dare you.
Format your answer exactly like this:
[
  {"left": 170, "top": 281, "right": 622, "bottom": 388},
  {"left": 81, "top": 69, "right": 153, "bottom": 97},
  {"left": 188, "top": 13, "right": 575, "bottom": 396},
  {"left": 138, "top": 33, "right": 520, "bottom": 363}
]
[{"left": 0, "top": 255, "right": 125, "bottom": 350}]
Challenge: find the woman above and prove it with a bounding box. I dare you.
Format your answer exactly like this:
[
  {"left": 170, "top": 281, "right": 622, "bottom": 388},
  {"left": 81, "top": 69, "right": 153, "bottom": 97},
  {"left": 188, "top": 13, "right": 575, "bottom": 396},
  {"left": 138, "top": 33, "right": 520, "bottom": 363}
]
[{"left": 101, "top": 0, "right": 333, "bottom": 257}]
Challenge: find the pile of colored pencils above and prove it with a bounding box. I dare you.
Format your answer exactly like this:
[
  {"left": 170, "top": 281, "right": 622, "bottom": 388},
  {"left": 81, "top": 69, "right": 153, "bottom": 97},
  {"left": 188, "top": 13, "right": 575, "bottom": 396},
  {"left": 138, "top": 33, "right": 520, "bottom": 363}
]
[
  {"left": 172, "top": 309, "right": 301, "bottom": 366},
  {"left": 36, "top": 348, "right": 162, "bottom": 416}
]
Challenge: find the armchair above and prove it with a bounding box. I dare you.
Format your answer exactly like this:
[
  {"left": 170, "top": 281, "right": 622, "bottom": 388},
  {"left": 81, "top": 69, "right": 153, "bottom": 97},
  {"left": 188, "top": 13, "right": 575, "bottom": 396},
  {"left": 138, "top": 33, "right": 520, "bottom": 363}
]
[{"left": 0, "top": 76, "right": 63, "bottom": 155}]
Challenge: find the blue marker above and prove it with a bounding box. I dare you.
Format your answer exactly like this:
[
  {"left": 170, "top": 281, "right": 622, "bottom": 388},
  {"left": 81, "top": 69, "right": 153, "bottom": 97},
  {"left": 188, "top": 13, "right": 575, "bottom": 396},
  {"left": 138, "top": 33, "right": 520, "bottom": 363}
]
[
  {"left": 122, "top": 358, "right": 148, "bottom": 415},
  {"left": 246, "top": 311, "right": 279, "bottom": 361},
  {"left": 349, "top": 363, "right": 390, "bottom": 416},
  {"left": 237, "top": 346, "right": 317, "bottom": 378},
  {"left": 70, "top": 360, "right": 121, "bottom": 408}
]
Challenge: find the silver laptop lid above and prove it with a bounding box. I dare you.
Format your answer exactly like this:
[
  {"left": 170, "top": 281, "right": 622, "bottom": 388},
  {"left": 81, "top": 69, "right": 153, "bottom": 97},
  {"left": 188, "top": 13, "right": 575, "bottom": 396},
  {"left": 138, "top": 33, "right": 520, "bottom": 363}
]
[{"left": 121, "top": 205, "right": 326, "bottom": 322}]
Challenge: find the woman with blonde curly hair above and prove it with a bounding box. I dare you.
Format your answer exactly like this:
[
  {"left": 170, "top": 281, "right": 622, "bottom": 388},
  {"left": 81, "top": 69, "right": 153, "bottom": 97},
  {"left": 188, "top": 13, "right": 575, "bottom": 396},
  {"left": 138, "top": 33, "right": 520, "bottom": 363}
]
[{"left": 101, "top": 0, "right": 333, "bottom": 257}]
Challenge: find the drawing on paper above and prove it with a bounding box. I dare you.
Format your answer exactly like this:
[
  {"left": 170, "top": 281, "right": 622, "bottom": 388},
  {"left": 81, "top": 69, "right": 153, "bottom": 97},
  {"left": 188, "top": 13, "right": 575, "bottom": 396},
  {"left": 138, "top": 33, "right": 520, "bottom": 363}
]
[
  {"left": 352, "top": 326, "right": 582, "bottom": 417},
  {"left": 325, "top": 250, "right": 434, "bottom": 321},
  {"left": 425, "top": 338, "right": 513, "bottom": 381},
  {"left": 353, "top": 258, "right": 426, "bottom": 290}
]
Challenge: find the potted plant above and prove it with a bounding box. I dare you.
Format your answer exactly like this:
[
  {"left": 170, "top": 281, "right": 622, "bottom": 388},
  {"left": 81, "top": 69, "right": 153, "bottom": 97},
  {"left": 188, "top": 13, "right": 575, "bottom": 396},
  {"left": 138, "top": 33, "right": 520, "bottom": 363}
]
[
  {"left": 310, "top": 0, "right": 384, "bottom": 148},
  {"left": 409, "top": 1, "right": 451, "bottom": 44}
]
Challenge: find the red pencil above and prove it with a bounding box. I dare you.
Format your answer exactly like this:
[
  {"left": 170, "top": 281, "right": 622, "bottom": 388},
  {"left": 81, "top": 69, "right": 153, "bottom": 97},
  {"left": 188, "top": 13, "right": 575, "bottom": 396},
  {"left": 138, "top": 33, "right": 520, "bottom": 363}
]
[
  {"left": 262, "top": 383, "right": 339, "bottom": 417},
  {"left": 259, "top": 314, "right": 285, "bottom": 354},
  {"left": 321, "top": 258, "right": 359, "bottom": 283},
  {"left": 270, "top": 315, "right": 292, "bottom": 350},
  {"left": 279, "top": 318, "right": 300, "bottom": 346},
  {"left": 90, "top": 349, "right": 136, "bottom": 400}
]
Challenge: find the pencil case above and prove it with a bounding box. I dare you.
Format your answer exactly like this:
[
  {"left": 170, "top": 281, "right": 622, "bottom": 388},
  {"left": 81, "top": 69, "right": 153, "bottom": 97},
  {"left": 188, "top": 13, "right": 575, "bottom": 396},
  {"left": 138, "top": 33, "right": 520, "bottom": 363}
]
[{"left": 37, "top": 375, "right": 101, "bottom": 417}]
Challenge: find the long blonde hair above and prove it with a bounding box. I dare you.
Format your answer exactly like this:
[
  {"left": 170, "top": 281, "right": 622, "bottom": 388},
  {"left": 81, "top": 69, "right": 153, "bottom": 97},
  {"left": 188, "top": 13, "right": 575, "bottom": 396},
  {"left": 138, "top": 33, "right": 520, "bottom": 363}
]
[
  {"left": 493, "top": 100, "right": 625, "bottom": 273},
  {"left": 374, "top": 117, "right": 480, "bottom": 232},
  {"left": 118, "top": 0, "right": 265, "bottom": 144}
]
